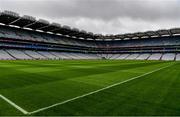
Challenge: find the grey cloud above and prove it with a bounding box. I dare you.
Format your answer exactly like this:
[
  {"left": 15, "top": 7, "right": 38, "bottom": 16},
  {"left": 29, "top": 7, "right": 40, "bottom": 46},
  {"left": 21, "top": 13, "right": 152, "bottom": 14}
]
[
  {"left": 1, "top": 0, "right": 180, "bottom": 20},
  {"left": 0, "top": 0, "right": 180, "bottom": 34}
]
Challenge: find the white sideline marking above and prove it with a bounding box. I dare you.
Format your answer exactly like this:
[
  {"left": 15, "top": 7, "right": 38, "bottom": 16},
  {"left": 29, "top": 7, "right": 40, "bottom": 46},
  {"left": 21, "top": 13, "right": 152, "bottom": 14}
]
[
  {"left": 28, "top": 63, "right": 174, "bottom": 115},
  {"left": 0, "top": 94, "right": 29, "bottom": 114}
]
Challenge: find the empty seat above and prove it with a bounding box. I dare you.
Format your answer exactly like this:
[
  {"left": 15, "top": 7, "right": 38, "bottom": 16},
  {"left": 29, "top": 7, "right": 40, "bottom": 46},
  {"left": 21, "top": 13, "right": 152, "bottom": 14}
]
[
  {"left": 161, "top": 53, "right": 176, "bottom": 61},
  {"left": 37, "top": 51, "right": 57, "bottom": 59},
  {"left": 6, "top": 50, "right": 32, "bottom": 60},
  {"left": 125, "top": 54, "right": 139, "bottom": 60},
  {"left": 148, "top": 53, "right": 162, "bottom": 60},
  {"left": 176, "top": 54, "right": 180, "bottom": 61},
  {"left": 51, "top": 52, "right": 72, "bottom": 59},
  {"left": 110, "top": 54, "right": 121, "bottom": 59},
  {"left": 24, "top": 50, "right": 46, "bottom": 59},
  {"left": 116, "top": 54, "right": 130, "bottom": 60},
  {"left": 136, "top": 54, "right": 151, "bottom": 60},
  {"left": 0, "top": 50, "right": 14, "bottom": 60}
]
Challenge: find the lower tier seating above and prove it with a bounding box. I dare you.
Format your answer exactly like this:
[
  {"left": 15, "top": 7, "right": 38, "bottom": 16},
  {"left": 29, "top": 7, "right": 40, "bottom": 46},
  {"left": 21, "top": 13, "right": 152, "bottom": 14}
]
[
  {"left": 136, "top": 54, "right": 151, "bottom": 60},
  {"left": 176, "top": 54, "right": 180, "bottom": 61},
  {"left": 24, "top": 50, "right": 47, "bottom": 59},
  {"left": 116, "top": 54, "right": 130, "bottom": 60},
  {"left": 161, "top": 53, "right": 176, "bottom": 61},
  {"left": 0, "top": 49, "right": 179, "bottom": 61},
  {"left": 37, "top": 51, "right": 58, "bottom": 59},
  {"left": 125, "top": 54, "right": 140, "bottom": 60},
  {"left": 6, "top": 50, "right": 32, "bottom": 60},
  {"left": 148, "top": 53, "right": 162, "bottom": 60},
  {"left": 0, "top": 50, "right": 14, "bottom": 60}
]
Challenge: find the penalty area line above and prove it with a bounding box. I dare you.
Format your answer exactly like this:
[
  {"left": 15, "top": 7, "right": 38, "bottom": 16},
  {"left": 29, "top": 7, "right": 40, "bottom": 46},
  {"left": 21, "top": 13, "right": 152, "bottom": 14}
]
[
  {"left": 0, "top": 94, "right": 29, "bottom": 114},
  {"left": 28, "top": 63, "right": 174, "bottom": 115}
]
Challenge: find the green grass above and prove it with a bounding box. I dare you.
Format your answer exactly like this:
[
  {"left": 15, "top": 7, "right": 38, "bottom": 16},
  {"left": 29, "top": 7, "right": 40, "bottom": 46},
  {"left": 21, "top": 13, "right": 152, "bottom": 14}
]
[{"left": 0, "top": 60, "right": 179, "bottom": 116}]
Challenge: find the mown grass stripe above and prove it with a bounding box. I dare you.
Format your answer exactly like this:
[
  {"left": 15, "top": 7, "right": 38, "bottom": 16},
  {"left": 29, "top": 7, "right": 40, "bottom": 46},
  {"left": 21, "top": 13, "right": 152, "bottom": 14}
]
[{"left": 28, "top": 63, "right": 174, "bottom": 115}]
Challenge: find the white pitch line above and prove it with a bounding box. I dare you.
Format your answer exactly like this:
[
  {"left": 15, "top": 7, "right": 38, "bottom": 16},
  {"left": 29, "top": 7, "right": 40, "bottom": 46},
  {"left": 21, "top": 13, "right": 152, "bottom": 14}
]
[
  {"left": 28, "top": 63, "right": 174, "bottom": 115},
  {"left": 0, "top": 94, "right": 29, "bottom": 114}
]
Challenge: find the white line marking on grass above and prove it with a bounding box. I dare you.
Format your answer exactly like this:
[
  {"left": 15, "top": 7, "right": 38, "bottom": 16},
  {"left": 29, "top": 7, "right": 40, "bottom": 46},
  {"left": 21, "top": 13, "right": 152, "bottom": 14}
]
[
  {"left": 28, "top": 63, "right": 174, "bottom": 115},
  {"left": 0, "top": 94, "right": 29, "bottom": 114}
]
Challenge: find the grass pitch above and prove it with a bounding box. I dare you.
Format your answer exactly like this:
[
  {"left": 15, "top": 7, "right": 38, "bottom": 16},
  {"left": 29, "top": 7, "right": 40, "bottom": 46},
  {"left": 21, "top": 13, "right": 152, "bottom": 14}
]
[{"left": 0, "top": 60, "right": 179, "bottom": 116}]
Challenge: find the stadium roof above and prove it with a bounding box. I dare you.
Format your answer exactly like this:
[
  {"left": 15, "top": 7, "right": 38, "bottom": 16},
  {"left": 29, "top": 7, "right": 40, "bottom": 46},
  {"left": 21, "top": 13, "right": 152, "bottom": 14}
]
[
  {"left": 0, "top": 10, "right": 95, "bottom": 39},
  {"left": 1, "top": 10, "right": 180, "bottom": 41},
  {"left": 96, "top": 28, "right": 180, "bottom": 40}
]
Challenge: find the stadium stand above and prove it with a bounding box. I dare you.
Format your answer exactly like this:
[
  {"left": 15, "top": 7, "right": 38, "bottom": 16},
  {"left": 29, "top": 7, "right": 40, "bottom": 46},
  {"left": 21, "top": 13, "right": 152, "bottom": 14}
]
[
  {"left": 116, "top": 54, "right": 130, "bottom": 60},
  {"left": 0, "top": 50, "right": 14, "bottom": 60},
  {"left": 109, "top": 54, "right": 121, "bottom": 59},
  {"left": 161, "top": 53, "right": 176, "bottom": 61},
  {"left": 148, "top": 53, "right": 163, "bottom": 60},
  {"left": 37, "top": 51, "right": 57, "bottom": 59},
  {"left": 125, "top": 54, "right": 140, "bottom": 60},
  {"left": 136, "top": 54, "right": 151, "bottom": 60},
  {"left": 24, "top": 50, "right": 47, "bottom": 60},
  {"left": 0, "top": 10, "right": 179, "bottom": 61},
  {"left": 50, "top": 52, "right": 71, "bottom": 59},
  {"left": 175, "top": 54, "right": 180, "bottom": 61},
  {"left": 6, "top": 50, "right": 32, "bottom": 60}
]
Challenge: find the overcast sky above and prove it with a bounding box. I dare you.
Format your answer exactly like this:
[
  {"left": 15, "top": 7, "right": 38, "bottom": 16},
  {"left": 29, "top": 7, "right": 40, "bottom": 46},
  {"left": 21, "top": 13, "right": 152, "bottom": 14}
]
[{"left": 0, "top": 0, "right": 180, "bottom": 34}]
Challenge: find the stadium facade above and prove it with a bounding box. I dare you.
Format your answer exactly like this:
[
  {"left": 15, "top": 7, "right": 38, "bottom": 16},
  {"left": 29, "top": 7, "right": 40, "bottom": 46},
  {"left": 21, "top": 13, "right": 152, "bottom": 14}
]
[{"left": 0, "top": 10, "right": 180, "bottom": 61}]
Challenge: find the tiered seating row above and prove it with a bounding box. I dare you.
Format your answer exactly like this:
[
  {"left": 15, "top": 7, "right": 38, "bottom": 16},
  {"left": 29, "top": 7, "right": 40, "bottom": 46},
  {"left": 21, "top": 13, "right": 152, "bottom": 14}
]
[
  {"left": 0, "top": 50, "right": 100, "bottom": 60},
  {"left": 108, "top": 53, "right": 179, "bottom": 61},
  {"left": 0, "top": 50, "right": 179, "bottom": 61}
]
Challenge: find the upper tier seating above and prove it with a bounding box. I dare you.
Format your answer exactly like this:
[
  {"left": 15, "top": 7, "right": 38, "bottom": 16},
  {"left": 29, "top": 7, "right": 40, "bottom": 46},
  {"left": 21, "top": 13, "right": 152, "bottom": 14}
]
[
  {"left": 0, "top": 26, "right": 97, "bottom": 48},
  {"left": 109, "top": 37, "right": 180, "bottom": 47}
]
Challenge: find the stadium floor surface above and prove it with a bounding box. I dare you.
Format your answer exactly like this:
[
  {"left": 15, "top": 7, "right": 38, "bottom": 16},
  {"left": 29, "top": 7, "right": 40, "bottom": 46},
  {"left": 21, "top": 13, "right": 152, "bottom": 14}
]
[{"left": 0, "top": 60, "right": 179, "bottom": 116}]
